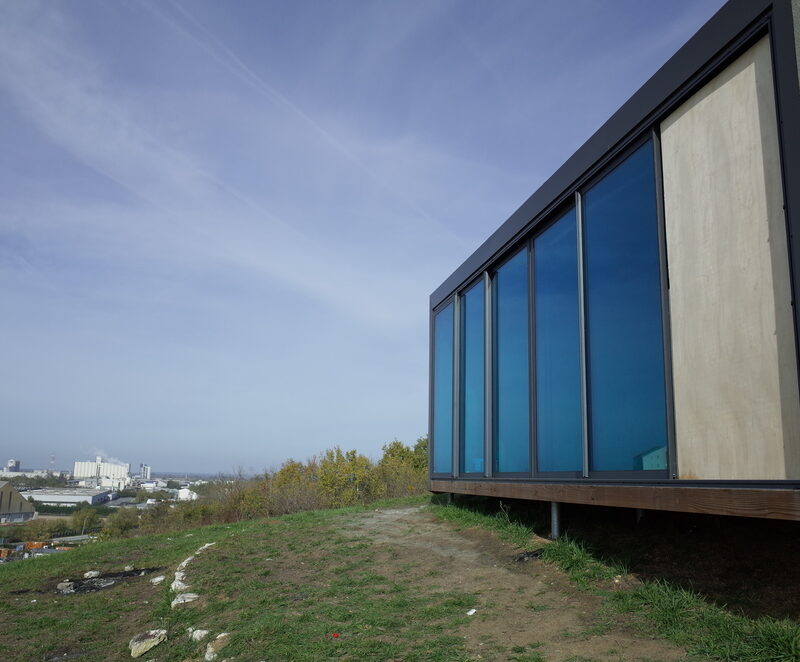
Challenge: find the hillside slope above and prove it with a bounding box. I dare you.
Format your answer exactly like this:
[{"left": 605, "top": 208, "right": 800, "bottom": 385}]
[{"left": 0, "top": 499, "right": 691, "bottom": 662}]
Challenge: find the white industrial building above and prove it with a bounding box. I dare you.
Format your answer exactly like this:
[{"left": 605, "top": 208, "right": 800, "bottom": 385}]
[
  {"left": 177, "top": 488, "right": 198, "bottom": 501},
  {"left": 24, "top": 487, "right": 112, "bottom": 506},
  {"left": 73, "top": 456, "right": 130, "bottom": 481},
  {"left": 0, "top": 468, "right": 53, "bottom": 479},
  {"left": 5, "top": 459, "right": 20, "bottom": 472}
]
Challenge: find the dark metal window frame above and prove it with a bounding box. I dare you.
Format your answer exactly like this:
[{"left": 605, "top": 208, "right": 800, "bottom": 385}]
[{"left": 429, "top": 0, "right": 800, "bottom": 485}]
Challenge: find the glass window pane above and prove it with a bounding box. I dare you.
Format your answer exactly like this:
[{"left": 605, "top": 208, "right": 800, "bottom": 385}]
[
  {"left": 535, "top": 208, "right": 583, "bottom": 472},
  {"left": 432, "top": 303, "right": 454, "bottom": 474},
  {"left": 583, "top": 140, "right": 668, "bottom": 471},
  {"left": 493, "top": 248, "right": 530, "bottom": 473},
  {"left": 460, "top": 281, "right": 485, "bottom": 474}
]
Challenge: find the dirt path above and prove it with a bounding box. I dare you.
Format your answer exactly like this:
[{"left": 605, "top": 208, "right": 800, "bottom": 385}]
[{"left": 349, "top": 506, "right": 687, "bottom": 662}]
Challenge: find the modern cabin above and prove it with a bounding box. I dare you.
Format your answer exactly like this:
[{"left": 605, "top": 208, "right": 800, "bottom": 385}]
[{"left": 428, "top": 0, "right": 800, "bottom": 523}]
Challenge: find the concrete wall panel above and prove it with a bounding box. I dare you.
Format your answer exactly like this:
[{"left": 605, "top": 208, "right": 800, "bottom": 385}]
[{"left": 661, "top": 36, "right": 800, "bottom": 479}]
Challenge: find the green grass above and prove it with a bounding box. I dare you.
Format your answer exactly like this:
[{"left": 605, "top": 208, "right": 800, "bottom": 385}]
[
  {"left": 611, "top": 581, "right": 800, "bottom": 662},
  {"left": 429, "top": 499, "right": 800, "bottom": 662},
  {"left": 432, "top": 499, "right": 536, "bottom": 548},
  {"left": 0, "top": 497, "right": 482, "bottom": 662},
  {"left": 537, "top": 537, "right": 623, "bottom": 589}
]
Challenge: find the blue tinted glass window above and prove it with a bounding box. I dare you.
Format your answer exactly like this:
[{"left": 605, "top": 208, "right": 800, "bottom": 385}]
[
  {"left": 432, "top": 303, "right": 454, "bottom": 474},
  {"left": 493, "top": 249, "right": 530, "bottom": 473},
  {"left": 534, "top": 208, "right": 583, "bottom": 472},
  {"left": 583, "top": 140, "right": 667, "bottom": 471},
  {"left": 460, "top": 281, "right": 485, "bottom": 474}
]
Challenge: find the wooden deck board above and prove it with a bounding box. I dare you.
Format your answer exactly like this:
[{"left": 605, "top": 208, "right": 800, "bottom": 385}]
[{"left": 430, "top": 479, "right": 800, "bottom": 520}]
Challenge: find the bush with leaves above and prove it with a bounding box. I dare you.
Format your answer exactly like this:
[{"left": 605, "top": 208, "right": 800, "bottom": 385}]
[
  {"left": 376, "top": 438, "right": 428, "bottom": 498},
  {"left": 270, "top": 458, "right": 321, "bottom": 515},
  {"left": 71, "top": 506, "right": 101, "bottom": 534},
  {"left": 318, "top": 447, "right": 380, "bottom": 508},
  {"left": 102, "top": 507, "right": 140, "bottom": 537}
]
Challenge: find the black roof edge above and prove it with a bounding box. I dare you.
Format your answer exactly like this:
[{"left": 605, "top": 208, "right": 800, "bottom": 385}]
[{"left": 430, "top": 0, "right": 774, "bottom": 310}]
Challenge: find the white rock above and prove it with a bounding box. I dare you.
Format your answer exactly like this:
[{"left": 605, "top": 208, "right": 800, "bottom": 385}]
[
  {"left": 171, "top": 592, "right": 200, "bottom": 608},
  {"left": 176, "top": 556, "right": 195, "bottom": 571},
  {"left": 83, "top": 570, "right": 101, "bottom": 578},
  {"left": 150, "top": 575, "right": 166, "bottom": 585},
  {"left": 124, "top": 565, "right": 134, "bottom": 572},
  {"left": 191, "top": 629, "right": 210, "bottom": 642},
  {"left": 129, "top": 629, "right": 167, "bottom": 658},
  {"left": 196, "top": 542, "right": 216, "bottom": 553},
  {"left": 204, "top": 633, "right": 230, "bottom": 661},
  {"left": 56, "top": 581, "right": 75, "bottom": 594},
  {"left": 171, "top": 579, "right": 190, "bottom": 592}
]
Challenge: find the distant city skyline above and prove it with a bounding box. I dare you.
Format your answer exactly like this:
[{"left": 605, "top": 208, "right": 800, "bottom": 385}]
[{"left": 0, "top": 0, "right": 726, "bottom": 473}]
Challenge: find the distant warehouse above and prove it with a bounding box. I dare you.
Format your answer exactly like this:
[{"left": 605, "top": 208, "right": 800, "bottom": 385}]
[{"left": 25, "top": 488, "right": 112, "bottom": 507}]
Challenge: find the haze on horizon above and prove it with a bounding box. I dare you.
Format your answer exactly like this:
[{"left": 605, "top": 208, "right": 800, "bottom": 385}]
[{"left": 0, "top": 0, "right": 726, "bottom": 474}]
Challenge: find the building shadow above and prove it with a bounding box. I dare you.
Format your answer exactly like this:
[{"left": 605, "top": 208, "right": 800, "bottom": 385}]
[{"left": 443, "top": 494, "right": 800, "bottom": 622}]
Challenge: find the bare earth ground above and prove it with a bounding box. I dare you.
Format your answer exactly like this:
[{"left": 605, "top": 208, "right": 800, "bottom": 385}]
[{"left": 349, "top": 506, "right": 686, "bottom": 662}]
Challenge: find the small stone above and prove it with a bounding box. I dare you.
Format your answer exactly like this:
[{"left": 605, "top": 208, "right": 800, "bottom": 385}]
[
  {"left": 204, "top": 633, "right": 230, "bottom": 661},
  {"left": 171, "top": 579, "right": 190, "bottom": 592},
  {"left": 125, "top": 565, "right": 134, "bottom": 571},
  {"left": 150, "top": 575, "right": 166, "bottom": 585},
  {"left": 196, "top": 542, "right": 216, "bottom": 553},
  {"left": 171, "top": 592, "right": 200, "bottom": 608},
  {"left": 56, "top": 581, "right": 75, "bottom": 594},
  {"left": 83, "top": 570, "right": 101, "bottom": 578},
  {"left": 191, "top": 629, "right": 210, "bottom": 642},
  {"left": 129, "top": 629, "right": 167, "bottom": 658}
]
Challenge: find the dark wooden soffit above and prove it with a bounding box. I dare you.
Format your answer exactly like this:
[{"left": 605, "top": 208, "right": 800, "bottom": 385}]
[{"left": 430, "top": 479, "right": 800, "bottom": 521}]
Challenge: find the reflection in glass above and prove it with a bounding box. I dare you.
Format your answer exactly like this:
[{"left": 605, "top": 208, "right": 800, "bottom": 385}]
[
  {"left": 583, "top": 140, "right": 667, "bottom": 471},
  {"left": 535, "top": 208, "right": 583, "bottom": 472},
  {"left": 432, "top": 303, "right": 454, "bottom": 474},
  {"left": 493, "top": 249, "right": 530, "bottom": 473},
  {"left": 460, "top": 282, "right": 485, "bottom": 474}
]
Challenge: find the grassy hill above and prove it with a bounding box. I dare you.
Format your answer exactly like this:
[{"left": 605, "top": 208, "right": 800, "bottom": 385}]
[{"left": 2, "top": 496, "right": 799, "bottom": 662}]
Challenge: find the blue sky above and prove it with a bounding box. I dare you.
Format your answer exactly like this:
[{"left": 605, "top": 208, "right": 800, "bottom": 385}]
[{"left": 0, "top": 0, "right": 725, "bottom": 474}]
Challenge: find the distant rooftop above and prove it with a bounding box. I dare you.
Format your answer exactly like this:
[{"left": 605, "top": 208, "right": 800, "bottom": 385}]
[{"left": 24, "top": 487, "right": 110, "bottom": 496}]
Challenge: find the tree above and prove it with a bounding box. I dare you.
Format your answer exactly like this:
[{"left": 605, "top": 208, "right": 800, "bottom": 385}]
[
  {"left": 71, "top": 506, "right": 100, "bottom": 534},
  {"left": 412, "top": 436, "right": 428, "bottom": 472},
  {"left": 166, "top": 480, "right": 180, "bottom": 490},
  {"left": 103, "top": 507, "right": 140, "bottom": 537},
  {"left": 270, "top": 458, "right": 321, "bottom": 515},
  {"left": 318, "top": 447, "right": 379, "bottom": 508},
  {"left": 377, "top": 439, "right": 427, "bottom": 498}
]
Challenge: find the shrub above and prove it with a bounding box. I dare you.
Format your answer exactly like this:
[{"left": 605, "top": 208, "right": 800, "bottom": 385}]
[
  {"left": 103, "top": 507, "right": 140, "bottom": 537},
  {"left": 71, "top": 507, "right": 101, "bottom": 533},
  {"left": 376, "top": 439, "right": 428, "bottom": 498},
  {"left": 270, "top": 458, "right": 321, "bottom": 515},
  {"left": 318, "top": 447, "right": 380, "bottom": 508}
]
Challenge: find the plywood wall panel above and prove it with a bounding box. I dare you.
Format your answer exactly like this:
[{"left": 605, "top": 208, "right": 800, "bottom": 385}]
[{"left": 661, "top": 36, "right": 800, "bottom": 479}]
